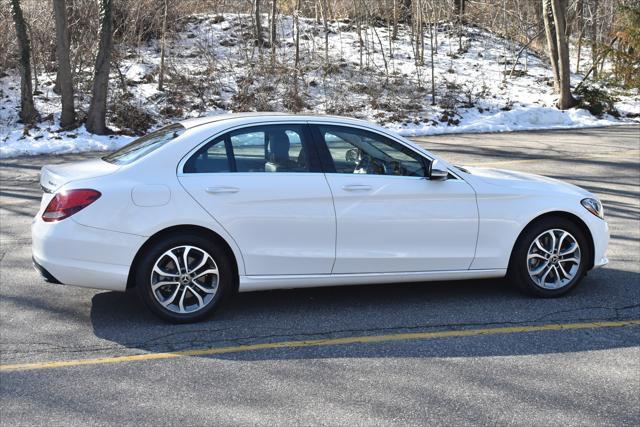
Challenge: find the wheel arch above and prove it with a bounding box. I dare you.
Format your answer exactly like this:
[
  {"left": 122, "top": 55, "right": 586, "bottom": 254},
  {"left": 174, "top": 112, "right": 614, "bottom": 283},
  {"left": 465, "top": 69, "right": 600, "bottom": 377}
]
[
  {"left": 508, "top": 211, "right": 595, "bottom": 271},
  {"left": 126, "top": 224, "right": 240, "bottom": 292}
]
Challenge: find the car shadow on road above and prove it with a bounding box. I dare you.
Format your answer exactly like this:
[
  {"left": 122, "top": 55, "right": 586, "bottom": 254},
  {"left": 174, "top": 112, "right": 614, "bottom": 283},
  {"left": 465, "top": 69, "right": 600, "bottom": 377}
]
[{"left": 90, "top": 267, "right": 640, "bottom": 361}]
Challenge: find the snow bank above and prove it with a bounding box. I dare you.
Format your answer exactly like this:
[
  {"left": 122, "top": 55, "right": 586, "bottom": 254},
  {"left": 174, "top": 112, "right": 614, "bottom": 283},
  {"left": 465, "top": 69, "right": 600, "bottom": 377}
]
[
  {"left": 392, "top": 106, "right": 626, "bottom": 136},
  {"left": 0, "top": 125, "right": 133, "bottom": 158}
]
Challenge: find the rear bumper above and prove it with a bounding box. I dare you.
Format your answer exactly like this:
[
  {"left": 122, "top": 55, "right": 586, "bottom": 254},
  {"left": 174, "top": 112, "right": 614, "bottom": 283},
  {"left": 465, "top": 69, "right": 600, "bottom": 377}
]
[
  {"left": 32, "top": 256, "right": 62, "bottom": 284},
  {"left": 31, "top": 216, "right": 146, "bottom": 292}
]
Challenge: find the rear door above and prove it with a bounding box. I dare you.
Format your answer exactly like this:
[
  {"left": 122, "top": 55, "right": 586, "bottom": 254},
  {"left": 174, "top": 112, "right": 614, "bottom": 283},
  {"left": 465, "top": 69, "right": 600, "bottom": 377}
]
[
  {"left": 311, "top": 123, "right": 478, "bottom": 274},
  {"left": 178, "top": 123, "right": 336, "bottom": 276}
]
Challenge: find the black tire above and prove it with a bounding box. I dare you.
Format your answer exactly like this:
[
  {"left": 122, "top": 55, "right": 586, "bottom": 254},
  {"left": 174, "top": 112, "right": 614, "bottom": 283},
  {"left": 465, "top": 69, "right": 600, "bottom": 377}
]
[
  {"left": 508, "top": 217, "right": 590, "bottom": 297},
  {"left": 135, "top": 233, "right": 232, "bottom": 323}
]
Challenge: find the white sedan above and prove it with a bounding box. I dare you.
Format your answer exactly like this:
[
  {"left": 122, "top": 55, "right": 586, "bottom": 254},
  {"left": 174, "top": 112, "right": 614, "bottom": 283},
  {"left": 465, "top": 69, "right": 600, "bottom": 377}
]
[{"left": 32, "top": 113, "right": 609, "bottom": 322}]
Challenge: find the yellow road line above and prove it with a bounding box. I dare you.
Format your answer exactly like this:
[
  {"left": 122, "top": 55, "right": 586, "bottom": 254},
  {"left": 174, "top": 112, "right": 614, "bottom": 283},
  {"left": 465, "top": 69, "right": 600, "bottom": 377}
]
[{"left": 2, "top": 319, "right": 639, "bottom": 372}]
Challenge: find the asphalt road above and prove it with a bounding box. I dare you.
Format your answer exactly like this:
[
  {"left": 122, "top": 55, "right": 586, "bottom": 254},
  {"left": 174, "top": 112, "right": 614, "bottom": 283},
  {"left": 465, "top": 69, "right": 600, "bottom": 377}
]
[{"left": 1, "top": 125, "right": 639, "bottom": 426}]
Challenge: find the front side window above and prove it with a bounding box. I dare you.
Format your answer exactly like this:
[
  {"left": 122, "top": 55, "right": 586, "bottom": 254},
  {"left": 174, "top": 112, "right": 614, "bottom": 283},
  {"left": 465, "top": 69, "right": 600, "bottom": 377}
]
[
  {"left": 316, "top": 125, "right": 427, "bottom": 177},
  {"left": 184, "top": 124, "right": 313, "bottom": 173},
  {"left": 103, "top": 124, "right": 185, "bottom": 165}
]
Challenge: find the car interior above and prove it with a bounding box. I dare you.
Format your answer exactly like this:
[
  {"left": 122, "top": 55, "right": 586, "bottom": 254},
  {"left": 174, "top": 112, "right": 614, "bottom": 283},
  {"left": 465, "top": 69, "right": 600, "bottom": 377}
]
[
  {"left": 319, "top": 127, "right": 427, "bottom": 177},
  {"left": 184, "top": 124, "right": 428, "bottom": 177}
]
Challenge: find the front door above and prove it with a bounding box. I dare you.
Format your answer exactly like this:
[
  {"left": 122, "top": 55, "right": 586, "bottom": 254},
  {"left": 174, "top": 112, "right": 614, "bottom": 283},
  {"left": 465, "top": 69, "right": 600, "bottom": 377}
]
[
  {"left": 311, "top": 124, "right": 478, "bottom": 274},
  {"left": 178, "top": 123, "right": 336, "bottom": 275}
]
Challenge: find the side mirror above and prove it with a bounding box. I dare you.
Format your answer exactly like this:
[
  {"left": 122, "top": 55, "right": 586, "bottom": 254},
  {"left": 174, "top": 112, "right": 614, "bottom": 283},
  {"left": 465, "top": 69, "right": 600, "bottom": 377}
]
[{"left": 427, "top": 159, "right": 448, "bottom": 181}]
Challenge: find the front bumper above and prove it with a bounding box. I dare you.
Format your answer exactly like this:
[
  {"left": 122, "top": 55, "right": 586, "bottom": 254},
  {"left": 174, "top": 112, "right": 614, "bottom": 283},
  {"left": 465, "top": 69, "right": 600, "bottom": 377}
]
[
  {"left": 32, "top": 216, "right": 146, "bottom": 292},
  {"left": 593, "top": 256, "right": 609, "bottom": 269},
  {"left": 588, "top": 217, "right": 609, "bottom": 270}
]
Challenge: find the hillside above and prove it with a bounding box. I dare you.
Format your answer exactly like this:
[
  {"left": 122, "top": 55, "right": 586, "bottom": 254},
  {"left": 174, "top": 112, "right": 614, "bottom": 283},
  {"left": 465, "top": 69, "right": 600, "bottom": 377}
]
[{"left": 1, "top": 13, "right": 638, "bottom": 158}]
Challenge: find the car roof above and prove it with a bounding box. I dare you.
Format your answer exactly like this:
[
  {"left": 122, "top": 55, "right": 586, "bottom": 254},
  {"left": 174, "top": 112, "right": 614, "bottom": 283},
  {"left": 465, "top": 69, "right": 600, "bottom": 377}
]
[{"left": 178, "top": 112, "right": 375, "bottom": 130}]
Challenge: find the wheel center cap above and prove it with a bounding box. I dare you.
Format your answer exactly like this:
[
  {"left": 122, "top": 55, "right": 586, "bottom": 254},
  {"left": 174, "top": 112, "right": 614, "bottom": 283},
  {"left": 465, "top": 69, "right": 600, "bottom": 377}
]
[
  {"left": 550, "top": 255, "right": 559, "bottom": 264},
  {"left": 180, "top": 275, "right": 191, "bottom": 284}
]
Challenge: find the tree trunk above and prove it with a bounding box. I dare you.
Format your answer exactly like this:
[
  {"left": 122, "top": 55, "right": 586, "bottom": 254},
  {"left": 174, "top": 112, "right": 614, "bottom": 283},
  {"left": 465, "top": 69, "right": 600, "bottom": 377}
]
[
  {"left": 402, "top": 0, "right": 412, "bottom": 25},
  {"left": 26, "top": 22, "right": 38, "bottom": 92},
  {"left": 53, "top": 0, "right": 76, "bottom": 128},
  {"left": 429, "top": 2, "right": 435, "bottom": 105},
  {"left": 10, "top": 0, "right": 38, "bottom": 125},
  {"left": 392, "top": 0, "right": 398, "bottom": 40},
  {"left": 270, "top": 0, "right": 277, "bottom": 61},
  {"left": 453, "top": 0, "right": 465, "bottom": 15},
  {"left": 254, "top": 0, "right": 263, "bottom": 46},
  {"left": 293, "top": 0, "right": 301, "bottom": 101},
  {"left": 575, "top": 0, "right": 583, "bottom": 73},
  {"left": 414, "top": 0, "right": 422, "bottom": 65},
  {"left": 454, "top": 0, "right": 465, "bottom": 51},
  {"left": 158, "top": 0, "right": 168, "bottom": 91},
  {"left": 86, "top": 0, "right": 113, "bottom": 134},
  {"left": 53, "top": 0, "right": 72, "bottom": 95},
  {"left": 542, "top": 0, "right": 561, "bottom": 92},
  {"left": 270, "top": 0, "right": 277, "bottom": 43},
  {"left": 590, "top": 0, "right": 599, "bottom": 78},
  {"left": 319, "top": 0, "right": 329, "bottom": 62},
  {"left": 550, "top": 0, "right": 576, "bottom": 109}
]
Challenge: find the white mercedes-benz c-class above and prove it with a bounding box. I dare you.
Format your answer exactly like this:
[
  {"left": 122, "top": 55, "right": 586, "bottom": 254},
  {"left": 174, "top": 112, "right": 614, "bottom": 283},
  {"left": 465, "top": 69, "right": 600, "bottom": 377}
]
[{"left": 32, "top": 113, "right": 609, "bottom": 322}]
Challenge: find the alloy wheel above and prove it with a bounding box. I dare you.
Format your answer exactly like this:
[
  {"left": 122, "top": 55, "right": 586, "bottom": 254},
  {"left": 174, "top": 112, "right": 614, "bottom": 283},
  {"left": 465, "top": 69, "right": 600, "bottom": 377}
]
[
  {"left": 150, "top": 245, "right": 219, "bottom": 314},
  {"left": 527, "top": 229, "right": 581, "bottom": 290}
]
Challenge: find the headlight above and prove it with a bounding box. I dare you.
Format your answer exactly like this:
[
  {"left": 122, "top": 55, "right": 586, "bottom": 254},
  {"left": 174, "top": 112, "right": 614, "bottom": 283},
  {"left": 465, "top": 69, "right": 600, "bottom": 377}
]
[{"left": 581, "top": 198, "right": 604, "bottom": 219}]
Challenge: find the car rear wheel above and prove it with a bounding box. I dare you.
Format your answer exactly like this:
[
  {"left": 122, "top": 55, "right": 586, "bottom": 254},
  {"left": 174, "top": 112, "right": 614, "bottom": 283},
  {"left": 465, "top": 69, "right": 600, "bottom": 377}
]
[
  {"left": 135, "top": 233, "right": 231, "bottom": 323},
  {"left": 509, "top": 217, "right": 590, "bottom": 297}
]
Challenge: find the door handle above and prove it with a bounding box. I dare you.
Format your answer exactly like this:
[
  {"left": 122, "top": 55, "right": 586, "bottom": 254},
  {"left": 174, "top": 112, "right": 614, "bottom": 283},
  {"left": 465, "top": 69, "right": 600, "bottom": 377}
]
[
  {"left": 342, "top": 184, "right": 372, "bottom": 192},
  {"left": 205, "top": 186, "right": 239, "bottom": 194}
]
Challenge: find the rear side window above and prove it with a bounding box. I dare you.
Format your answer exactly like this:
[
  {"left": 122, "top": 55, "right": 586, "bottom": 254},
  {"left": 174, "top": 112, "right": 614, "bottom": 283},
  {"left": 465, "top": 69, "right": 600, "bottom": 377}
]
[
  {"left": 184, "top": 124, "right": 316, "bottom": 173},
  {"left": 102, "top": 124, "right": 185, "bottom": 165}
]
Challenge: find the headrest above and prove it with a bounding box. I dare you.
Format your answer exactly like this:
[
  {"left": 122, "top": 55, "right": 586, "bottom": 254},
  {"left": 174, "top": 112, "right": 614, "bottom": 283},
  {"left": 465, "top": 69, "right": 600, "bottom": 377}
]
[{"left": 268, "top": 130, "right": 290, "bottom": 162}]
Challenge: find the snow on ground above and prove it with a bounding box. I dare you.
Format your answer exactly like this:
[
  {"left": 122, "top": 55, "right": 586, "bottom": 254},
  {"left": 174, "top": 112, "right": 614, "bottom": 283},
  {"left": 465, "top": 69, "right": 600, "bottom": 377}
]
[
  {"left": 1, "top": 13, "right": 638, "bottom": 158},
  {"left": 393, "top": 106, "right": 623, "bottom": 136}
]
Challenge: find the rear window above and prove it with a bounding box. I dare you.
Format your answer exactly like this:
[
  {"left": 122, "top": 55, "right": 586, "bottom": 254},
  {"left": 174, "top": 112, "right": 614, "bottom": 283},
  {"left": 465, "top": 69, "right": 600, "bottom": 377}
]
[{"left": 102, "top": 124, "right": 185, "bottom": 165}]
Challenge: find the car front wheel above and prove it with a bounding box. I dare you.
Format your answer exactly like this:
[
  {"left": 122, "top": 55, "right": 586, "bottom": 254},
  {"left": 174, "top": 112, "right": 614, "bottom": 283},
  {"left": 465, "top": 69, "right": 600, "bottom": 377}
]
[
  {"left": 135, "top": 233, "right": 231, "bottom": 323},
  {"left": 509, "top": 217, "right": 590, "bottom": 297}
]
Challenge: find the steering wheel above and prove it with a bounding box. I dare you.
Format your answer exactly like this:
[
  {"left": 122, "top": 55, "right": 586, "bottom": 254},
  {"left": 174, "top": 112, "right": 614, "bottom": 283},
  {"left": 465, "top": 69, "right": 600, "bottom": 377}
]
[{"left": 359, "top": 155, "right": 387, "bottom": 175}]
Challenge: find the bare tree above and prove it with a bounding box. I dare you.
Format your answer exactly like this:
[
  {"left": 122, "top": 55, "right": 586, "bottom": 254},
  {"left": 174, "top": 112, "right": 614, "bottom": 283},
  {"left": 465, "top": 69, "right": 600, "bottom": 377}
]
[
  {"left": 319, "top": 0, "right": 330, "bottom": 62},
  {"left": 428, "top": 0, "right": 435, "bottom": 105},
  {"left": 575, "top": 0, "right": 584, "bottom": 73},
  {"left": 293, "top": 0, "right": 301, "bottom": 99},
  {"left": 270, "top": 0, "right": 277, "bottom": 45},
  {"left": 454, "top": 0, "right": 465, "bottom": 51},
  {"left": 253, "top": 0, "right": 263, "bottom": 46},
  {"left": 402, "top": 0, "right": 412, "bottom": 24},
  {"left": 158, "top": 0, "right": 168, "bottom": 91},
  {"left": 392, "top": 0, "right": 398, "bottom": 40},
  {"left": 10, "top": 0, "right": 38, "bottom": 125},
  {"left": 590, "top": 0, "right": 600, "bottom": 78},
  {"left": 543, "top": 0, "right": 576, "bottom": 109},
  {"left": 53, "top": 0, "right": 76, "bottom": 128},
  {"left": 270, "top": 0, "right": 277, "bottom": 64},
  {"left": 86, "top": 0, "right": 113, "bottom": 134}
]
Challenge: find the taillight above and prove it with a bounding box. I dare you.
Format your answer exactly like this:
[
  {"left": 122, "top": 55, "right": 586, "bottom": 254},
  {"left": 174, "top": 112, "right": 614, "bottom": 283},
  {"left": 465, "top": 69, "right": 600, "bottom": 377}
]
[{"left": 42, "top": 189, "right": 101, "bottom": 222}]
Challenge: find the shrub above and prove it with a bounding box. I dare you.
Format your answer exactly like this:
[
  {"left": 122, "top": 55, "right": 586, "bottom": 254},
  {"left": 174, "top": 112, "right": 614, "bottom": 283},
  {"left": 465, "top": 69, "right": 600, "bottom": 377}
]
[
  {"left": 109, "top": 97, "right": 156, "bottom": 135},
  {"left": 575, "top": 85, "right": 619, "bottom": 117}
]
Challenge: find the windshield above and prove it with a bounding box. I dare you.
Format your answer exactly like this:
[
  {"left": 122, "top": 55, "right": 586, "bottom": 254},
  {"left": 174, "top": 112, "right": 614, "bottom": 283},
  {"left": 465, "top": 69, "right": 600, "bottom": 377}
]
[{"left": 102, "top": 124, "right": 185, "bottom": 165}]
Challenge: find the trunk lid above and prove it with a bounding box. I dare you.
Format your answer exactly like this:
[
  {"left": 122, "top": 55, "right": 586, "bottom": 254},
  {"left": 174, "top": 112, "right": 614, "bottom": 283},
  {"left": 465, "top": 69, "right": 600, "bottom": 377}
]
[
  {"left": 38, "top": 159, "right": 119, "bottom": 210},
  {"left": 40, "top": 159, "right": 119, "bottom": 193}
]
